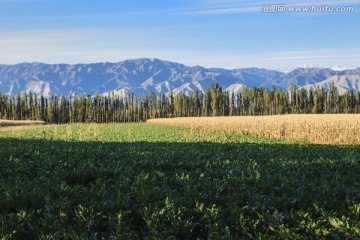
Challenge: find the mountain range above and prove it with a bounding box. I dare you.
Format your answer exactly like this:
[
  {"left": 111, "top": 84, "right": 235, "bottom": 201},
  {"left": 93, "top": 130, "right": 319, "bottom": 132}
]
[{"left": 0, "top": 58, "right": 359, "bottom": 96}]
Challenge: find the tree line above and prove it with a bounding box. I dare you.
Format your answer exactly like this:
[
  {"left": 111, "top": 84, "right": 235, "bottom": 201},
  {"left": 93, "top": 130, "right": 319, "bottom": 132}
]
[{"left": 0, "top": 82, "right": 359, "bottom": 123}]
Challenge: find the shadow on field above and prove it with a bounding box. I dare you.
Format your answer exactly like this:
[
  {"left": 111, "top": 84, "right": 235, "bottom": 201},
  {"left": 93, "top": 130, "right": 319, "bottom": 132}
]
[{"left": 1, "top": 137, "right": 360, "bottom": 239}]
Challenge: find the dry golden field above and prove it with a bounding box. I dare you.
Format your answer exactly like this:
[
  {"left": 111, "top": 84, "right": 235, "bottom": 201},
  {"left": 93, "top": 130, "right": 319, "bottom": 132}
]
[
  {"left": 0, "top": 120, "right": 45, "bottom": 127},
  {"left": 147, "top": 115, "right": 360, "bottom": 145}
]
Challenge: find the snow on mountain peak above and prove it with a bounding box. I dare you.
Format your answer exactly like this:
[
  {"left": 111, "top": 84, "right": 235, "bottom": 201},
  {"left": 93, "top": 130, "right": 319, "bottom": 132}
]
[{"left": 0, "top": 59, "right": 359, "bottom": 96}]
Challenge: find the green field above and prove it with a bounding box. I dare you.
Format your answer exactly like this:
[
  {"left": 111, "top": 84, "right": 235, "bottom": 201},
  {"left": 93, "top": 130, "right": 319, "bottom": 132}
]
[{"left": 1, "top": 123, "right": 360, "bottom": 239}]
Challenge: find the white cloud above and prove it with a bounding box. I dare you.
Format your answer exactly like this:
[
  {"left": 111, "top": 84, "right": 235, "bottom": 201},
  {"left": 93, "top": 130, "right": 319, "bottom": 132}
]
[
  {"left": 190, "top": 0, "right": 359, "bottom": 15},
  {"left": 200, "top": 0, "right": 360, "bottom": 5},
  {"left": 0, "top": 29, "right": 359, "bottom": 69},
  {"left": 261, "top": 50, "right": 360, "bottom": 59},
  {"left": 0, "top": 0, "right": 47, "bottom": 3},
  {"left": 170, "top": 50, "right": 360, "bottom": 69},
  {"left": 187, "top": 6, "right": 259, "bottom": 15}
]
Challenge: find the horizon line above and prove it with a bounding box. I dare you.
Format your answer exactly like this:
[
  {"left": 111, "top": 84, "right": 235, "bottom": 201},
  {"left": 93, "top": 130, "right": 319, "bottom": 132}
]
[{"left": 0, "top": 58, "right": 358, "bottom": 72}]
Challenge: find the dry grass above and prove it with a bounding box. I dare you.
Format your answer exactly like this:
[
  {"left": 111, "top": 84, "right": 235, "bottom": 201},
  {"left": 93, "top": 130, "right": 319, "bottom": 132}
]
[
  {"left": 0, "top": 120, "right": 45, "bottom": 128},
  {"left": 147, "top": 115, "right": 360, "bottom": 145}
]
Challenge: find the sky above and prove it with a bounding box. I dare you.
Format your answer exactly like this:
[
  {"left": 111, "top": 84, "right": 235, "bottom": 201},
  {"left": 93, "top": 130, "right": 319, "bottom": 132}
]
[{"left": 0, "top": 0, "right": 359, "bottom": 69}]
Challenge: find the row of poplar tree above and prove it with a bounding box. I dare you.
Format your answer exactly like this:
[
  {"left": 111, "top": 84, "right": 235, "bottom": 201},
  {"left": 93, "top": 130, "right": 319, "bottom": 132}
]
[{"left": 0, "top": 82, "right": 359, "bottom": 123}]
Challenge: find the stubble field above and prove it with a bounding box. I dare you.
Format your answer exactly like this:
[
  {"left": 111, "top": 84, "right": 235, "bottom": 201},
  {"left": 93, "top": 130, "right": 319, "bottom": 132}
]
[
  {"left": 0, "top": 120, "right": 45, "bottom": 127},
  {"left": 148, "top": 114, "right": 360, "bottom": 145}
]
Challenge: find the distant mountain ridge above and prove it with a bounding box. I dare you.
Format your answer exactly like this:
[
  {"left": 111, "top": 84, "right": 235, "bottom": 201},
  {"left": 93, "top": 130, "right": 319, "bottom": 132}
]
[
  {"left": 0, "top": 58, "right": 359, "bottom": 96},
  {"left": 267, "top": 65, "right": 357, "bottom": 73}
]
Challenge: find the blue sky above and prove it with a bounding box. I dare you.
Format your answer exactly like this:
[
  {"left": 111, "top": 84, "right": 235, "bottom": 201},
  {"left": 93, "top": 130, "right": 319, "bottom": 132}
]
[{"left": 0, "top": 0, "right": 359, "bottom": 69}]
